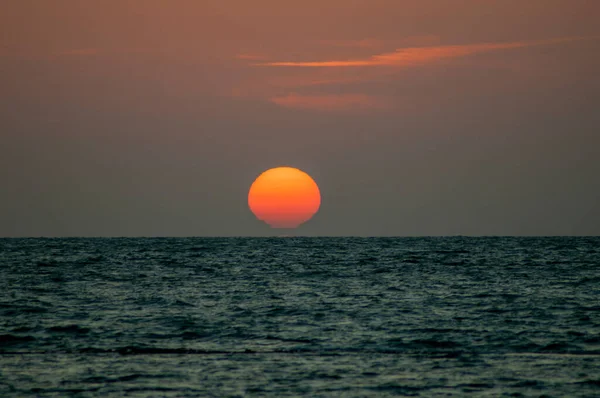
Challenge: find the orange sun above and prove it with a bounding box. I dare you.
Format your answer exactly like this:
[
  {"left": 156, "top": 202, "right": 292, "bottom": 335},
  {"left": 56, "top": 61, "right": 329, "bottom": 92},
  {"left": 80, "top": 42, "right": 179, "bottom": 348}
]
[{"left": 248, "top": 167, "right": 321, "bottom": 229}]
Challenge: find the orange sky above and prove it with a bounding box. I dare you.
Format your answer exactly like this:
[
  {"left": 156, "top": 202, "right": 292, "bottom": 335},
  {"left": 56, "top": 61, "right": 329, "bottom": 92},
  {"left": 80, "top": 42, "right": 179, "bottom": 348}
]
[
  {"left": 2, "top": 1, "right": 598, "bottom": 113},
  {"left": 1, "top": 1, "right": 599, "bottom": 235}
]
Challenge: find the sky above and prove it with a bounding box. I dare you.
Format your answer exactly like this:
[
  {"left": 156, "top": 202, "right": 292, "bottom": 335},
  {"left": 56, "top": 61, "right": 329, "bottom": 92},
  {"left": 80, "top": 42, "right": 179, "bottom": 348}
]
[{"left": 1, "top": 0, "right": 599, "bottom": 236}]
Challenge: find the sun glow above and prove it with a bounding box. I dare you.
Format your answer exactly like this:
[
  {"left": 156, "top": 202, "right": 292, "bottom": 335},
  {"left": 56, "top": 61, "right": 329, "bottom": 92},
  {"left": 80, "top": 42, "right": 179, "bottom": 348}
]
[{"left": 248, "top": 167, "right": 321, "bottom": 229}]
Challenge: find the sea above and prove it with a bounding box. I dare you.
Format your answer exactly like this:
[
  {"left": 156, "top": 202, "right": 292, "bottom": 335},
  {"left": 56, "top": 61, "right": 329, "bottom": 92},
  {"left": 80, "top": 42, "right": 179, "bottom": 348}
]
[{"left": 1, "top": 237, "right": 599, "bottom": 397}]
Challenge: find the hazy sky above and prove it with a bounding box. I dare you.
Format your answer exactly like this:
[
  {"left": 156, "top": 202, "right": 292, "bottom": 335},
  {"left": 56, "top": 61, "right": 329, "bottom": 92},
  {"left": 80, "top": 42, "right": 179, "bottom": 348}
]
[{"left": 1, "top": 0, "right": 599, "bottom": 236}]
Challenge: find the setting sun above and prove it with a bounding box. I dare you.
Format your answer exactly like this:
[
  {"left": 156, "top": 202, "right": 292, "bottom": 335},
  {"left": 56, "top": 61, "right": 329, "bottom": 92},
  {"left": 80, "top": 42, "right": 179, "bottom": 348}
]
[{"left": 248, "top": 167, "right": 321, "bottom": 229}]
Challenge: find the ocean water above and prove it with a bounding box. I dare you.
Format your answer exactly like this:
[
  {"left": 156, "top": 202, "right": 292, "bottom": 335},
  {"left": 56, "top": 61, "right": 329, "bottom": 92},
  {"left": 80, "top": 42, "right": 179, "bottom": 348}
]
[{"left": 1, "top": 237, "right": 599, "bottom": 397}]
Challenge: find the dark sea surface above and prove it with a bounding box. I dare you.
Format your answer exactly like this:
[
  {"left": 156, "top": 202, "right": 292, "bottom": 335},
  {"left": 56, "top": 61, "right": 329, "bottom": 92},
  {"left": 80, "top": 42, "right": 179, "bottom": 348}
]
[{"left": 1, "top": 237, "right": 599, "bottom": 397}]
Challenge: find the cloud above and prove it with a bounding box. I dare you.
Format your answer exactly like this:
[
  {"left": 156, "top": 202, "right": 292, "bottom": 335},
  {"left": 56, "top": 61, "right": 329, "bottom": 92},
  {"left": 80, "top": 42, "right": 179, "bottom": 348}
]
[
  {"left": 270, "top": 93, "right": 391, "bottom": 112},
  {"left": 57, "top": 48, "right": 101, "bottom": 56},
  {"left": 318, "top": 38, "right": 385, "bottom": 49},
  {"left": 257, "top": 37, "right": 593, "bottom": 68},
  {"left": 1, "top": 47, "right": 157, "bottom": 60},
  {"left": 236, "top": 53, "right": 267, "bottom": 61},
  {"left": 231, "top": 35, "right": 598, "bottom": 114},
  {"left": 318, "top": 36, "right": 440, "bottom": 49},
  {"left": 267, "top": 74, "right": 369, "bottom": 89},
  {"left": 51, "top": 48, "right": 156, "bottom": 59}
]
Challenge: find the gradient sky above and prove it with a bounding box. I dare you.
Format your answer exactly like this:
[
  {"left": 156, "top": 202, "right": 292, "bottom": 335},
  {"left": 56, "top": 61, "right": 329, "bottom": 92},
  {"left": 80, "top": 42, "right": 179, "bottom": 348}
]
[{"left": 1, "top": 0, "right": 599, "bottom": 236}]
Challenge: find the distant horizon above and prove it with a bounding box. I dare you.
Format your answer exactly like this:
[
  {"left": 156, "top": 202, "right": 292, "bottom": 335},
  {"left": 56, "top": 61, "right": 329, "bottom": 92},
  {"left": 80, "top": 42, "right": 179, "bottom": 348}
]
[{"left": 2, "top": 234, "right": 599, "bottom": 239}]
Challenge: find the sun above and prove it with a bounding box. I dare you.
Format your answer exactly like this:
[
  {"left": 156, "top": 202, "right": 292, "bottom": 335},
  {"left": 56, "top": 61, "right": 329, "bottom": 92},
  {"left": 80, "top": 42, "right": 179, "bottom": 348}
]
[{"left": 248, "top": 167, "right": 321, "bottom": 229}]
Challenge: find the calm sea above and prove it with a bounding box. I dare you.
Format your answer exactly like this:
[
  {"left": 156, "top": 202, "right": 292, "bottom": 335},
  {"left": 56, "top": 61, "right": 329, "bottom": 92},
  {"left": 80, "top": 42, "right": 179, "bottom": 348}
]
[{"left": 1, "top": 237, "right": 599, "bottom": 397}]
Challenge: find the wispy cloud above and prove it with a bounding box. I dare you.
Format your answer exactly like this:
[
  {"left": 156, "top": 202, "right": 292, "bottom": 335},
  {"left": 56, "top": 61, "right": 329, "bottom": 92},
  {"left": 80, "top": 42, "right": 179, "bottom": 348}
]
[
  {"left": 270, "top": 93, "right": 391, "bottom": 112},
  {"left": 257, "top": 37, "right": 593, "bottom": 68},
  {"left": 318, "top": 36, "right": 440, "bottom": 49},
  {"left": 267, "top": 74, "right": 369, "bottom": 89},
  {"left": 236, "top": 53, "right": 267, "bottom": 61},
  {"left": 51, "top": 48, "right": 156, "bottom": 59},
  {"left": 1, "top": 47, "right": 155, "bottom": 60},
  {"left": 57, "top": 48, "right": 101, "bottom": 56},
  {"left": 233, "top": 35, "right": 598, "bottom": 113},
  {"left": 317, "top": 38, "right": 385, "bottom": 49}
]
